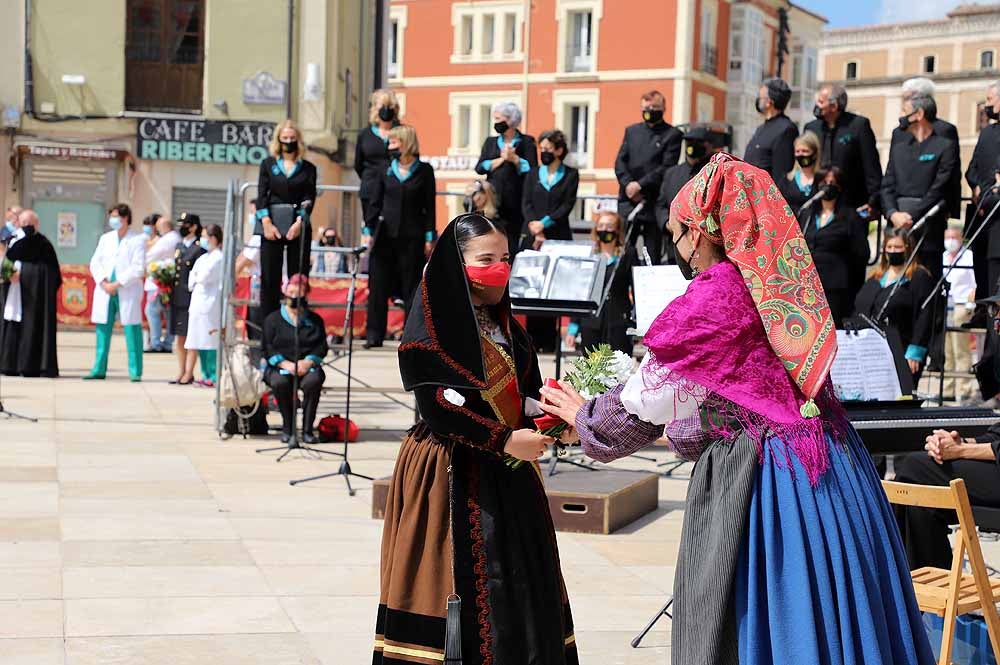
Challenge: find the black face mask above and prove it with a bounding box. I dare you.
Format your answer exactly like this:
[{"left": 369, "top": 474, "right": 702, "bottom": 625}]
[
  {"left": 280, "top": 140, "right": 298, "bottom": 154},
  {"left": 642, "top": 109, "right": 664, "bottom": 125},
  {"left": 378, "top": 106, "right": 396, "bottom": 122},
  {"left": 287, "top": 296, "right": 306, "bottom": 309},
  {"left": 23, "top": 225, "right": 36, "bottom": 237},
  {"left": 673, "top": 231, "right": 696, "bottom": 280},
  {"left": 540, "top": 151, "right": 556, "bottom": 166},
  {"left": 822, "top": 184, "right": 841, "bottom": 201},
  {"left": 755, "top": 98, "right": 767, "bottom": 114},
  {"left": 387, "top": 148, "right": 402, "bottom": 162},
  {"left": 898, "top": 114, "right": 914, "bottom": 132},
  {"left": 179, "top": 223, "right": 191, "bottom": 237},
  {"left": 494, "top": 121, "right": 509, "bottom": 134},
  {"left": 596, "top": 230, "right": 617, "bottom": 244},
  {"left": 796, "top": 154, "right": 816, "bottom": 168},
  {"left": 887, "top": 251, "right": 906, "bottom": 267},
  {"left": 686, "top": 142, "right": 708, "bottom": 161},
  {"left": 986, "top": 106, "right": 1000, "bottom": 121},
  {"left": 812, "top": 104, "right": 824, "bottom": 119},
  {"left": 322, "top": 235, "right": 337, "bottom": 246}
]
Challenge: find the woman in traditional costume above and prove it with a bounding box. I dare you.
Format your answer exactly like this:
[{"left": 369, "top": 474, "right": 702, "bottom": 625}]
[
  {"left": 374, "top": 213, "right": 578, "bottom": 665},
  {"left": 540, "top": 153, "right": 934, "bottom": 665}
]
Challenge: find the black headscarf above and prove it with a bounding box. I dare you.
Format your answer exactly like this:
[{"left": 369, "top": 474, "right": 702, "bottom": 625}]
[{"left": 398, "top": 214, "right": 538, "bottom": 394}]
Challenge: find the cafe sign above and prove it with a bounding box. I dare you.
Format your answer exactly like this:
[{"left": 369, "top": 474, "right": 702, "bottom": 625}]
[{"left": 137, "top": 118, "right": 275, "bottom": 165}]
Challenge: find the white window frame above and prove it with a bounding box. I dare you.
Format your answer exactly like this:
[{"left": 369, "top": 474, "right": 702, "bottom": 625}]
[
  {"left": 980, "top": 49, "right": 996, "bottom": 71},
  {"left": 552, "top": 88, "right": 599, "bottom": 169},
  {"left": 845, "top": 60, "right": 859, "bottom": 81},
  {"left": 922, "top": 54, "right": 937, "bottom": 75},
  {"left": 388, "top": 5, "right": 407, "bottom": 82},
  {"left": 696, "top": 92, "right": 715, "bottom": 122},
  {"left": 451, "top": 1, "right": 525, "bottom": 64},
  {"left": 556, "top": 0, "right": 603, "bottom": 75},
  {"left": 448, "top": 91, "right": 524, "bottom": 156},
  {"left": 700, "top": 0, "right": 718, "bottom": 74}
]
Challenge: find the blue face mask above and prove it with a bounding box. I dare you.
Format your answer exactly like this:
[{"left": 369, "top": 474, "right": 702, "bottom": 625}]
[
  {"left": 4, "top": 221, "right": 15, "bottom": 233},
  {"left": 143, "top": 226, "right": 154, "bottom": 237},
  {"left": 199, "top": 238, "right": 211, "bottom": 250},
  {"left": 108, "top": 216, "right": 122, "bottom": 230}
]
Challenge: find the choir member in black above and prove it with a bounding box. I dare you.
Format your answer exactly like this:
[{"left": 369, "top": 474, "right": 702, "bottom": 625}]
[
  {"left": 566, "top": 211, "right": 636, "bottom": 356},
  {"left": 744, "top": 78, "right": 798, "bottom": 182},
  {"left": 655, "top": 124, "right": 726, "bottom": 250},
  {"left": 475, "top": 101, "right": 537, "bottom": 252},
  {"left": 893, "top": 78, "right": 962, "bottom": 222},
  {"left": 256, "top": 118, "right": 318, "bottom": 321},
  {"left": 777, "top": 132, "right": 821, "bottom": 213},
  {"left": 355, "top": 89, "right": 399, "bottom": 222},
  {"left": 519, "top": 129, "right": 579, "bottom": 352},
  {"left": 0, "top": 209, "right": 61, "bottom": 377},
  {"left": 262, "top": 274, "right": 328, "bottom": 443},
  {"left": 363, "top": 124, "right": 436, "bottom": 348},
  {"left": 797, "top": 167, "right": 869, "bottom": 327},
  {"left": 973, "top": 162, "right": 1000, "bottom": 294},
  {"left": 804, "top": 84, "right": 882, "bottom": 215},
  {"left": 895, "top": 414, "right": 1000, "bottom": 569},
  {"left": 170, "top": 212, "right": 206, "bottom": 385},
  {"left": 882, "top": 92, "right": 958, "bottom": 280},
  {"left": 854, "top": 231, "right": 935, "bottom": 380},
  {"left": 0, "top": 206, "right": 24, "bottom": 371},
  {"left": 521, "top": 129, "right": 579, "bottom": 249},
  {"left": 964, "top": 81, "right": 1000, "bottom": 301},
  {"left": 614, "top": 90, "right": 683, "bottom": 264}
]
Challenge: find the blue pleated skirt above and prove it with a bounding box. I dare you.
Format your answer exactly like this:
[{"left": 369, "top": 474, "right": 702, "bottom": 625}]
[{"left": 736, "top": 428, "right": 936, "bottom": 665}]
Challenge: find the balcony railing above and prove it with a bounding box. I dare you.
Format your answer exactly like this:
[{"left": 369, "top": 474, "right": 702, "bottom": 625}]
[{"left": 700, "top": 44, "right": 718, "bottom": 75}]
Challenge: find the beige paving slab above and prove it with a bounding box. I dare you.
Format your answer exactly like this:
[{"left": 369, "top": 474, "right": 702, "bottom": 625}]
[
  {"left": 0, "top": 483, "right": 59, "bottom": 517},
  {"left": 62, "top": 540, "right": 253, "bottom": 567},
  {"left": 63, "top": 565, "right": 272, "bottom": 599},
  {"left": 0, "top": 568, "right": 62, "bottom": 600},
  {"left": 279, "top": 595, "right": 378, "bottom": 634},
  {"left": 259, "top": 565, "right": 380, "bottom": 596},
  {"left": 0, "top": 541, "right": 61, "bottom": 568},
  {"left": 57, "top": 455, "right": 200, "bottom": 483},
  {"left": 0, "top": 467, "right": 59, "bottom": 482},
  {"left": 64, "top": 597, "right": 296, "bottom": 636},
  {"left": 575, "top": 630, "right": 671, "bottom": 664},
  {"left": 208, "top": 484, "right": 372, "bottom": 518},
  {"left": 64, "top": 634, "right": 321, "bottom": 665},
  {"left": 302, "top": 631, "right": 375, "bottom": 665},
  {"left": 0, "top": 518, "right": 60, "bottom": 541},
  {"left": 59, "top": 497, "right": 223, "bottom": 516},
  {"left": 228, "top": 516, "right": 383, "bottom": 542},
  {"left": 585, "top": 539, "right": 679, "bottom": 567},
  {"left": 243, "top": 539, "right": 380, "bottom": 566},
  {"left": 59, "top": 481, "right": 213, "bottom": 500},
  {"left": 572, "top": 593, "right": 674, "bottom": 632},
  {"left": 0, "top": 600, "right": 63, "bottom": 638},
  {"left": 60, "top": 515, "right": 238, "bottom": 541},
  {"left": 0, "top": 638, "right": 65, "bottom": 665}
]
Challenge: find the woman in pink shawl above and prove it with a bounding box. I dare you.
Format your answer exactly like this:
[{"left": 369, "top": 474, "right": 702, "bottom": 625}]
[{"left": 541, "top": 154, "right": 933, "bottom": 665}]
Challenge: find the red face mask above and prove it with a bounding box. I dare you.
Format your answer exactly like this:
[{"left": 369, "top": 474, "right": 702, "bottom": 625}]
[{"left": 465, "top": 262, "right": 510, "bottom": 304}]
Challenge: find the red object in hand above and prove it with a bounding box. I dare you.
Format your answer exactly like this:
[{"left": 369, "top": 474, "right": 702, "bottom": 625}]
[{"left": 533, "top": 378, "right": 567, "bottom": 431}]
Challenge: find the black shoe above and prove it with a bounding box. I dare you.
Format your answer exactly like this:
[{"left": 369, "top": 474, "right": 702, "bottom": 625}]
[
  {"left": 280, "top": 432, "right": 291, "bottom": 444},
  {"left": 363, "top": 340, "right": 382, "bottom": 349},
  {"left": 302, "top": 432, "right": 318, "bottom": 444}
]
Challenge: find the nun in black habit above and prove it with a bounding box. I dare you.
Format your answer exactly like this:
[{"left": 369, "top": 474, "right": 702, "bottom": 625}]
[{"left": 373, "top": 214, "right": 578, "bottom": 665}]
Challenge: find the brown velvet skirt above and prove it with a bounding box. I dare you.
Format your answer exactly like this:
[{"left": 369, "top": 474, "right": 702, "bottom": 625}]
[{"left": 374, "top": 424, "right": 578, "bottom": 665}]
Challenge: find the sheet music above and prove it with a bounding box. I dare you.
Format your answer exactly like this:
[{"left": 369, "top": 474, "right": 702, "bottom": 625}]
[
  {"left": 830, "top": 329, "right": 902, "bottom": 402},
  {"left": 632, "top": 265, "right": 689, "bottom": 336}
]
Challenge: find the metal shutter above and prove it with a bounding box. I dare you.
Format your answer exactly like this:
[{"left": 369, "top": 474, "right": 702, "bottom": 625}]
[{"left": 171, "top": 187, "right": 228, "bottom": 227}]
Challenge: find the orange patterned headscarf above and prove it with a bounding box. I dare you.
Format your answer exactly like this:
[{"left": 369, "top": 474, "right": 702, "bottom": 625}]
[{"left": 669, "top": 152, "right": 837, "bottom": 411}]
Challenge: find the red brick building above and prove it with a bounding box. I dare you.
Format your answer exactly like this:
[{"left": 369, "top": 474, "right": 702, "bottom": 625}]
[{"left": 385, "top": 0, "right": 823, "bottom": 227}]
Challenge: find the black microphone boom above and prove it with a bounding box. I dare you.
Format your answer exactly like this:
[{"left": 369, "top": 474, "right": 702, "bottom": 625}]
[
  {"left": 796, "top": 184, "right": 830, "bottom": 217},
  {"left": 905, "top": 200, "right": 943, "bottom": 237}
]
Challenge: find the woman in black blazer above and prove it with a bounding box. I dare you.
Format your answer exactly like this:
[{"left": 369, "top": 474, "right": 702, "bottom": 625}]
[
  {"left": 475, "top": 102, "right": 537, "bottom": 252},
  {"left": 798, "top": 166, "right": 869, "bottom": 326},
  {"left": 256, "top": 119, "right": 318, "bottom": 320},
  {"left": 354, "top": 88, "right": 400, "bottom": 221},
  {"left": 521, "top": 129, "right": 580, "bottom": 250},
  {"left": 364, "top": 125, "right": 436, "bottom": 348}
]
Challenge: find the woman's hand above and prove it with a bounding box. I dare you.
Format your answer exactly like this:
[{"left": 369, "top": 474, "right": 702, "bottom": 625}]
[
  {"left": 286, "top": 218, "right": 303, "bottom": 241},
  {"left": 527, "top": 221, "right": 544, "bottom": 236},
  {"left": 295, "top": 359, "right": 313, "bottom": 376},
  {"left": 279, "top": 360, "right": 297, "bottom": 373},
  {"left": 538, "top": 381, "right": 587, "bottom": 429},
  {"left": 505, "top": 429, "right": 554, "bottom": 461},
  {"left": 262, "top": 217, "right": 281, "bottom": 241},
  {"left": 907, "top": 359, "right": 920, "bottom": 375},
  {"left": 532, "top": 234, "right": 546, "bottom": 250}
]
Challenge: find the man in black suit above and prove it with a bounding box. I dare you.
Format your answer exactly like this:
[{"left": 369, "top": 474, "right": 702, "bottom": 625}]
[
  {"left": 744, "top": 78, "right": 798, "bottom": 182},
  {"left": 614, "top": 90, "right": 683, "bottom": 264},
  {"left": 804, "top": 83, "right": 882, "bottom": 216},
  {"left": 965, "top": 80, "right": 1000, "bottom": 302}
]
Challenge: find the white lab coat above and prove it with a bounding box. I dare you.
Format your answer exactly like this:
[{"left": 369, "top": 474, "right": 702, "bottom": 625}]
[
  {"left": 184, "top": 248, "right": 223, "bottom": 350},
  {"left": 144, "top": 229, "right": 182, "bottom": 293},
  {"left": 90, "top": 229, "right": 146, "bottom": 326}
]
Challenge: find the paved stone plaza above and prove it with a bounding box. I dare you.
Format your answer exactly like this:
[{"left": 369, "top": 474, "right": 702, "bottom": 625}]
[{"left": 0, "top": 331, "right": 688, "bottom": 664}]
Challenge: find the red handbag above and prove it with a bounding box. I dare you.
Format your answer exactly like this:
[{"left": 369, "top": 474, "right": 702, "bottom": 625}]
[{"left": 317, "top": 414, "right": 360, "bottom": 443}]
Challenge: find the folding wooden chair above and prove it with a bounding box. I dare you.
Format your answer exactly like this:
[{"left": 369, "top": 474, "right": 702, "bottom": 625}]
[{"left": 882, "top": 479, "right": 1000, "bottom": 665}]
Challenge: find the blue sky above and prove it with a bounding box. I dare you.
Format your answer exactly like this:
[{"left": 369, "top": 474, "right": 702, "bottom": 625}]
[{"left": 795, "top": 0, "right": 964, "bottom": 29}]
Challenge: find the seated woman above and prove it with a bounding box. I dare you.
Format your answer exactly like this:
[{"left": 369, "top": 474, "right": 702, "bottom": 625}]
[
  {"left": 854, "top": 230, "right": 935, "bottom": 380},
  {"left": 777, "top": 131, "right": 821, "bottom": 212},
  {"left": 798, "top": 166, "right": 869, "bottom": 326},
  {"left": 540, "top": 154, "right": 933, "bottom": 664},
  {"left": 262, "top": 274, "right": 328, "bottom": 443}
]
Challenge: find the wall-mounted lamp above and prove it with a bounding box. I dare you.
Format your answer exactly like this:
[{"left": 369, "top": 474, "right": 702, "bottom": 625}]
[{"left": 214, "top": 99, "right": 229, "bottom": 115}]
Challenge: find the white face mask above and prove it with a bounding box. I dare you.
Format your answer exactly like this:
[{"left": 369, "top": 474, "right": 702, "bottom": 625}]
[{"left": 944, "top": 238, "right": 961, "bottom": 253}]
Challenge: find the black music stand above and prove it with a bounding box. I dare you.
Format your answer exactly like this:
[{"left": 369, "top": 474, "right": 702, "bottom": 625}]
[{"left": 290, "top": 245, "right": 373, "bottom": 495}]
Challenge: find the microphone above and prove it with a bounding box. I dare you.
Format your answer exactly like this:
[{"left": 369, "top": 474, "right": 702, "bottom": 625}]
[
  {"left": 797, "top": 185, "right": 830, "bottom": 216},
  {"left": 626, "top": 201, "right": 645, "bottom": 223},
  {"left": 905, "top": 200, "right": 943, "bottom": 236}
]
